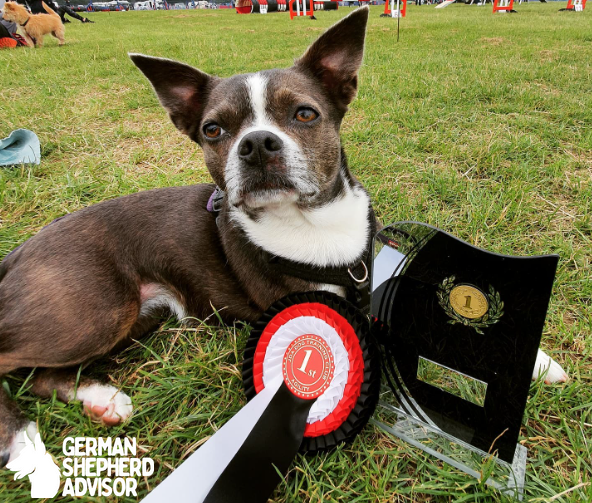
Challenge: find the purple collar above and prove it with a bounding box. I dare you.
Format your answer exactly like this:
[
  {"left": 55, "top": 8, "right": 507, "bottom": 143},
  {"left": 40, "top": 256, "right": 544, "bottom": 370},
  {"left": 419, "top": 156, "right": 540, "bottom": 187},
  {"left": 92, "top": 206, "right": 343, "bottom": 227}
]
[{"left": 207, "top": 187, "right": 225, "bottom": 213}]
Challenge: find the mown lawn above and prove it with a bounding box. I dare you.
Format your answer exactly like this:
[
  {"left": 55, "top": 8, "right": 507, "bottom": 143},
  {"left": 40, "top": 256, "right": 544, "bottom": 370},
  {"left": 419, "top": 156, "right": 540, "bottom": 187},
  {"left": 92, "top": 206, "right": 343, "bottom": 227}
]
[{"left": 0, "top": 4, "right": 590, "bottom": 502}]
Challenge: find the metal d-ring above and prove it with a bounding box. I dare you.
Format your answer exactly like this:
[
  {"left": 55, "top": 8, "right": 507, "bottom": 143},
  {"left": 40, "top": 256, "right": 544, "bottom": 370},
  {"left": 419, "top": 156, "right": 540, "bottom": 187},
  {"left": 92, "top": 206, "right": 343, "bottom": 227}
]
[{"left": 348, "top": 261, "right": 368, "bottom": 283}]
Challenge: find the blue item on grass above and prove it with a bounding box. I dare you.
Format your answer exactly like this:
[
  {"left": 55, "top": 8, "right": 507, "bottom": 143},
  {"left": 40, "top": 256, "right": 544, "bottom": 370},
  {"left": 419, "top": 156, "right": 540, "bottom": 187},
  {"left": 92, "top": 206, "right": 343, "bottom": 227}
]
[{"left": 0, "top": 129, "right": 41, "bottom": 166}]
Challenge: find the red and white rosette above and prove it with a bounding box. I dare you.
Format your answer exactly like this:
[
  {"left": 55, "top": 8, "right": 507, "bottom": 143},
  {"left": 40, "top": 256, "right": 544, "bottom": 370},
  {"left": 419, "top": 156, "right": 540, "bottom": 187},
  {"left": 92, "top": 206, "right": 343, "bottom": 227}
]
[{"left": 243, "top": 291, "right": 380, "bottom": 452}]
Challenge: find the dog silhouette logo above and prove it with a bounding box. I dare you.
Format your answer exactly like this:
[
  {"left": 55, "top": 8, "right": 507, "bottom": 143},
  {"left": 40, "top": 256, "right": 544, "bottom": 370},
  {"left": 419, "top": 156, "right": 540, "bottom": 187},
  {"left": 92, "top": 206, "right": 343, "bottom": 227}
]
[{"left": 6, "top": 431, "right": 61, "bottom": 498}]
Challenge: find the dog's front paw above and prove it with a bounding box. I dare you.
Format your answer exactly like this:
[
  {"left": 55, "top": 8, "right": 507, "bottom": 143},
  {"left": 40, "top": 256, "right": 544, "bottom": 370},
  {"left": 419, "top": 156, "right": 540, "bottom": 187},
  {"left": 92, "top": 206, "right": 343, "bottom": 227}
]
[
  {"left": 74, "top": 384, "right": 133, "bottom": 426},
  {"left": 532, "top": 349, "right": 568, "bottom": 384},
  {"left": 2, "top": 421, "right": 38, "bottom": 468}
]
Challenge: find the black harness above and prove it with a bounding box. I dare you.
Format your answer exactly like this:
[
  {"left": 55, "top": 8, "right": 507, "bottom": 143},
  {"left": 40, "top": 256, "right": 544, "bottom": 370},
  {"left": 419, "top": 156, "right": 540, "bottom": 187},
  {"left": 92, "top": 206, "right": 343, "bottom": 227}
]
[{"left": 207, "top": 187, "right": 373, "bottom": 311}]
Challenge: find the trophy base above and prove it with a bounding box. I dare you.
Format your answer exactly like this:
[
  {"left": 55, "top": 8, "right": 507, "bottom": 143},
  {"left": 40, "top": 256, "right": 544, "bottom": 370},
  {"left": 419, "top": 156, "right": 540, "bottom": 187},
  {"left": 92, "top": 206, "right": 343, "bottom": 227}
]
[{"left": 371, "top": 401, "right": 527, "bottom": 500}]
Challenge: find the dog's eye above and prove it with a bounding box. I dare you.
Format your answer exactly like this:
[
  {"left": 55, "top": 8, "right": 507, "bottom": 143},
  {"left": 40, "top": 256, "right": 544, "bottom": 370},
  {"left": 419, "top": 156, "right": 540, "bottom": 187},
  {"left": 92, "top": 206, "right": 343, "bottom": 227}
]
[
  {"left": 295, "top": 108, "right": 319, "bottom": 123},
  {"left": 203, "top": 123, "right": 223, "bottom": 139}
]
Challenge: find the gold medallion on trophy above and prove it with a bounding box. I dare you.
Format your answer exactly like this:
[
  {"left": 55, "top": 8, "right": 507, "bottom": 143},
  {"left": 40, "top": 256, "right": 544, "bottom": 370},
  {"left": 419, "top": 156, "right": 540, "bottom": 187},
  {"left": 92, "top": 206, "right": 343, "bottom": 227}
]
[{"left": 449, "top": 285, "right": 489, "bottom": 319}]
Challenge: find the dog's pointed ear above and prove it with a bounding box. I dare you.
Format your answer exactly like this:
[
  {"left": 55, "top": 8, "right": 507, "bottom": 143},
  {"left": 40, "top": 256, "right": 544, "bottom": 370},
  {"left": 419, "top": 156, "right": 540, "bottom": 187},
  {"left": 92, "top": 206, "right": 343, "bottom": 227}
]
[
  {"left": 129, "top": 53, "right": 216, "bottom": 140},
  {"left": 295, "top": 6, "right": 369, "bottom": 113}
]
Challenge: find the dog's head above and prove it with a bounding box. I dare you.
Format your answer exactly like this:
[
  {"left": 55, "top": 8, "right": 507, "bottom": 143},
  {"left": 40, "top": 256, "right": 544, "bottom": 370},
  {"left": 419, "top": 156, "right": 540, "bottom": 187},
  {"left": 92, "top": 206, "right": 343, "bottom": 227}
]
[
  {"left": 1, "top": 2, "right": 25, "bottom": 23},
  {"left": 130, "top": 7, "right": 368, "bottom": 211}
]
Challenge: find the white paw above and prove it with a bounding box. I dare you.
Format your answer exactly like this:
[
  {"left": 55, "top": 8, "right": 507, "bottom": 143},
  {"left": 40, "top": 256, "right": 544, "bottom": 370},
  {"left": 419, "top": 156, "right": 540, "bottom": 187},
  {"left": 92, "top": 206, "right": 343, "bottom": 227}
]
[
  {"left": 532, "top": 349, "right": 568, "bottom": 384},
  {"left": 72, "top": 384, "right": 133, "bottom": 426},
  {"left": 8, "top": 421, "right": 38, "bottom": 465}
]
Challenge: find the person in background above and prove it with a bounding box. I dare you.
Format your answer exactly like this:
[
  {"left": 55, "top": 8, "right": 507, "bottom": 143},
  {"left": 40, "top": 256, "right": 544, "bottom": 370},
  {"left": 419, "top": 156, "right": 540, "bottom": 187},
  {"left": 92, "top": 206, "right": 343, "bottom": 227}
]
[
  {"left": 0, "top": 22, "right": 18, "bottom": 49},
  {"left": 18, "top": 0, "right": 95, "bottom": 23}
]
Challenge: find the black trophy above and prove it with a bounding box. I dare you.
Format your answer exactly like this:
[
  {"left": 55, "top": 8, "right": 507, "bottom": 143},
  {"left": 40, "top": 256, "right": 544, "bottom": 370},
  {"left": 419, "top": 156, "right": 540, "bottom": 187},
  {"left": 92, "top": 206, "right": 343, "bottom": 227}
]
[{"left": 370, "top": 222, "right": 558, "bottom": 500}]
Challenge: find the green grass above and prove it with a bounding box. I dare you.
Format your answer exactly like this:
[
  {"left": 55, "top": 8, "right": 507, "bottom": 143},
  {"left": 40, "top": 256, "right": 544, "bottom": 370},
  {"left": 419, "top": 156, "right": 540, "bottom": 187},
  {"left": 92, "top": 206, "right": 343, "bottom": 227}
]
[{"left": 0, "top": 4, "right": 591, "bottom": 502}]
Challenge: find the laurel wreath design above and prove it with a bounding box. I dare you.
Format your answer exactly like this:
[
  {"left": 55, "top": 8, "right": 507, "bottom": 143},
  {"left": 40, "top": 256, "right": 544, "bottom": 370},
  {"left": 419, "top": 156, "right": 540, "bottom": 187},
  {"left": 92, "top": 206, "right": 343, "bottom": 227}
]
[{"left": 436, "top": 276, "right": 504, "bottom": 335}]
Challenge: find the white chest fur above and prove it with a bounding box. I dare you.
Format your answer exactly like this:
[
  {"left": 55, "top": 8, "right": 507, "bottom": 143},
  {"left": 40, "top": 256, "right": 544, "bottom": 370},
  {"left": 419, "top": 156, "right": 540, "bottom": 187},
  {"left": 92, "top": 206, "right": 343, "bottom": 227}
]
[{"left": 231, "top": 185, "right": 371, "bottom": 268}]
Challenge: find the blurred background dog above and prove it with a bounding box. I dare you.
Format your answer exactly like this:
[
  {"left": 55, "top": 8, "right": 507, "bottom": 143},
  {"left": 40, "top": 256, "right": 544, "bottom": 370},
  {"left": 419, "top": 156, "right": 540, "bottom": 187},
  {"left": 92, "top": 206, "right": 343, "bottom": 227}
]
[{"left": 1, "top": 1, "right": 64, "bottom": 47}]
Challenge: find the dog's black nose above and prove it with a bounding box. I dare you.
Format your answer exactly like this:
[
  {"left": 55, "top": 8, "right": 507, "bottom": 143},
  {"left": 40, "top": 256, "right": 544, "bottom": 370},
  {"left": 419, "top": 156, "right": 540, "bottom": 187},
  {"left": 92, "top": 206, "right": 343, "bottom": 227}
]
[{"left": 238, "top": 131, "right": 283, "bottom": 166}]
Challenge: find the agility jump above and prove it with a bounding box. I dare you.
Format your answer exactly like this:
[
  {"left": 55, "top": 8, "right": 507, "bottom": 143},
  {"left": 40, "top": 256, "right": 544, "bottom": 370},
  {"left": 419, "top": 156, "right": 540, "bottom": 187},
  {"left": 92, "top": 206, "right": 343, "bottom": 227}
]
[
  {"left": 381, "top": 0, "right": 407, "bottom": 17},
  {"left": 235, "top": 0, "right": 288, "bottom": 14},
  {"left": 235, "top": 0, "right": 339, "bottom": 15},
  {"left": 493, "top": 0, "right": 516, "bottom": 13},
  {"left": 289, "top": 0, "right": 337, "bottom": 19},
  {"left": 560, "top": 0, "right": 586, "bottom": 10}
]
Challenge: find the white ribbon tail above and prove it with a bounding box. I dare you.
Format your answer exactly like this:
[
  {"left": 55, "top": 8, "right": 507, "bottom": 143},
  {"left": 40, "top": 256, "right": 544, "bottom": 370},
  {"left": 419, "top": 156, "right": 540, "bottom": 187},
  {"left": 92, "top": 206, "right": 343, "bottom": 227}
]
[{"left": 141, "top": 376, "right": 284, "bottom": 503}]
